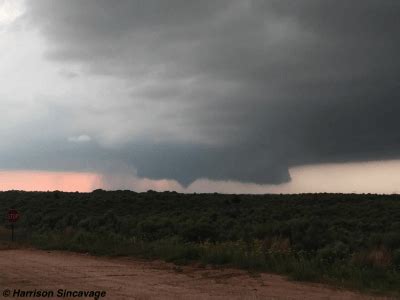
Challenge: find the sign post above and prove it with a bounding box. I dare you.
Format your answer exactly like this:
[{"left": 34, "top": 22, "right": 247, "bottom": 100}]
[{"left": 7, "top": 209, "right": 20, "bottom": 241}]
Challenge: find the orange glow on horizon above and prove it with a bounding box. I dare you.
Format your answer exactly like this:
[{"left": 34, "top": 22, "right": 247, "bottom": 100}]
[{"left": 0, "top": 170, "right": 101, "bottom": 192}]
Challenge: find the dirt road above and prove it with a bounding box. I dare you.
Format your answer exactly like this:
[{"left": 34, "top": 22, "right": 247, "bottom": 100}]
[{"left": 0, "top": 249, "right": 390, "bottom": 300}]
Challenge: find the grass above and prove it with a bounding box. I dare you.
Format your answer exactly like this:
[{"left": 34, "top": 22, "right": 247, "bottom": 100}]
[
  {"left": 1, "top": 191, "right": 400, "bottom": 297},
  {"left": 10, "top": 229, "right": 395, "bottom": 297}
]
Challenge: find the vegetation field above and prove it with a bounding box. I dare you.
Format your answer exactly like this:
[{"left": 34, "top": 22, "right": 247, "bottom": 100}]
[{"left": 1, "top": 190, "right": 400, "bottom": 296}]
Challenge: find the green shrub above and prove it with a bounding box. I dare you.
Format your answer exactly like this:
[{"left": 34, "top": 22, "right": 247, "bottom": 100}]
[{"left": 2, "top": 191, "right": 400, "bottom": 295}]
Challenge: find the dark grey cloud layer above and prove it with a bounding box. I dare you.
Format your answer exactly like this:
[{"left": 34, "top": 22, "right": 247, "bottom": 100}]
[{"left": 16, "top": 0, "right": 400, "bottom": 186}]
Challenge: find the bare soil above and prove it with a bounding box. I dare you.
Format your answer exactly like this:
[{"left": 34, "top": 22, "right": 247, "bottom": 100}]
[{"left": 0, "top": 249, "right": 392, "bottom": 299}]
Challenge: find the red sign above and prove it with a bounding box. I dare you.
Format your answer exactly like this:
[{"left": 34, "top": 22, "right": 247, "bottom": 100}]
[{"left": 7, "top": 209, "right": 20, "bottom": 223}]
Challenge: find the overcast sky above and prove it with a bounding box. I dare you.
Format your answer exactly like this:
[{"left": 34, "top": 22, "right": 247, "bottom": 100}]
[{"left": 1, "top": 0, "right": 400, "bottom": 193}]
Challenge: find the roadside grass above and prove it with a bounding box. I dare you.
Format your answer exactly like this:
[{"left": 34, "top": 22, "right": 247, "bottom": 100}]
[
  {"left": 2, "top": 226, "right": 399, "bottom": 297},
  {"left": 0, "top": 226, "right": 31, "bottom": 250},
  {"left": 2, "top": 191, "right": 400, "bottom": 297},
  {"left": 26, "top": 230, "right": 400, "bottom": 297}
]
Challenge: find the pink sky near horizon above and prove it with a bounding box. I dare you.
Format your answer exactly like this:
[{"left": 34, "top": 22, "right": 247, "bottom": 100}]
[
  {"left": 0, "top": 170, "right": 102, "bottom": 192},
  {"left": 2, "top": 159, "right": 400, "bottom": 193},
  {"left": 0, "top": 170, "right": 179, "bottom": 193}
]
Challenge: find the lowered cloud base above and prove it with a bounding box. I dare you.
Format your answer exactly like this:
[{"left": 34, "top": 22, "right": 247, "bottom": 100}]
[{"left": 2, "top": 160, "right": 400, "bottom": 194}]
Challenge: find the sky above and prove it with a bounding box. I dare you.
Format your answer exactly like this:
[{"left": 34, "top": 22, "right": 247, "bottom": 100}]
[{"left": 1, "top": 0, "right": 400, "bottom": 193}]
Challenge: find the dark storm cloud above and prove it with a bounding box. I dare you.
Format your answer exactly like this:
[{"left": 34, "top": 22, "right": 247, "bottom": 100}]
[{"left": 22, "top": 0, "right": 400, "bottom": 186}]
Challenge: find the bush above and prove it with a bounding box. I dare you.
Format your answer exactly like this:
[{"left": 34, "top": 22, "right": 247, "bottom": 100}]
[
  {"left": 317, "top": 241, "right": 350, "bottom": 264},
  {"left": 1, "top": 191, "right": 400, "bottom": 295}
]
